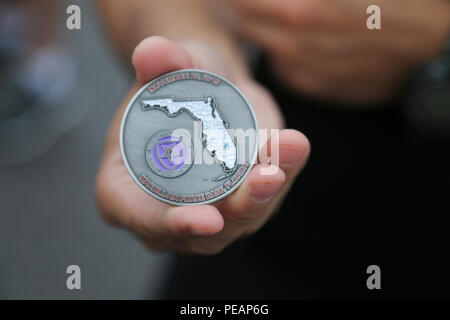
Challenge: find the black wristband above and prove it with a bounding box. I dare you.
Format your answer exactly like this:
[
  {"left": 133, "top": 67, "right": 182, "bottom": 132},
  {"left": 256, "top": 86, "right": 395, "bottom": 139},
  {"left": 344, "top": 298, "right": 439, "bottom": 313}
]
[{"left": 403, "top": 36, "right": 450, "bottom": 139}]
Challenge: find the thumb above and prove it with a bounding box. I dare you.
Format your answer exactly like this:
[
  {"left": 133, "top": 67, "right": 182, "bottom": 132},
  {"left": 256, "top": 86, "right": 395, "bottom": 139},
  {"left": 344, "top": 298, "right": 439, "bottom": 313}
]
[{"left": 131, "top": 36, "right": 194, "bottom": 85}]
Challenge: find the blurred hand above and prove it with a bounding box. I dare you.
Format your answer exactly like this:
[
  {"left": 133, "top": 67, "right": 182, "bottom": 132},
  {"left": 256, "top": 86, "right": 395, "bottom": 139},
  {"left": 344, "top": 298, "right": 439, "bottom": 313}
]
[
  {"left": 222, "top": 0, "right": 450, "bottom": 104},
  {"left": 96, "top": 36, "right": 310, "bottom": 254}
]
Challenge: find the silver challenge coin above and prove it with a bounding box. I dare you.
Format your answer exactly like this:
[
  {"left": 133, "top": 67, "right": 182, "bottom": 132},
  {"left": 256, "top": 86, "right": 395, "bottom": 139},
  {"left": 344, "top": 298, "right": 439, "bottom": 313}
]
[{"left": 120, "top": 69, "right": 258, "bottom": 205}]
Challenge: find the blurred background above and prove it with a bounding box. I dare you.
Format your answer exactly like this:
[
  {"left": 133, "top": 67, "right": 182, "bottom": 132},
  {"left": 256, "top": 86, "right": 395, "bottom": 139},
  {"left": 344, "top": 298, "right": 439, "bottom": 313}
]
[{"left": 0, "top": 0, "right": 171, "bottom": 299}]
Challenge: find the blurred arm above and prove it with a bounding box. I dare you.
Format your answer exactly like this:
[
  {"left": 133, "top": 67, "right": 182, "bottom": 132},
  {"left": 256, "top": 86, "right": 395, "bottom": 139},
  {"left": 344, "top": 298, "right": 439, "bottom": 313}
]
[{"left": 95, "top": 0, "right": 249, "bottom": 77}]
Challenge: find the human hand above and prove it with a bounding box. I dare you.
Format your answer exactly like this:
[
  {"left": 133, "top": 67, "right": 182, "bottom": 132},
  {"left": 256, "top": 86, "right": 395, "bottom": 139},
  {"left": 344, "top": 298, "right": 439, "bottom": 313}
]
[
  {"left": 96, "top": 36, "right": 310, "bottom": 254},
  {"left": 220, "top": 0, "right": 450, "bottom": 104}
]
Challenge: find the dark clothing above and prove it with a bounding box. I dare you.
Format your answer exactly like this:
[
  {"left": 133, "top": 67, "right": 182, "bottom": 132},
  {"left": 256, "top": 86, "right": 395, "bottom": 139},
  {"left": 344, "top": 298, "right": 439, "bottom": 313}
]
[{"left": 162, "top": 60, "right": 450, "bottom": 299}]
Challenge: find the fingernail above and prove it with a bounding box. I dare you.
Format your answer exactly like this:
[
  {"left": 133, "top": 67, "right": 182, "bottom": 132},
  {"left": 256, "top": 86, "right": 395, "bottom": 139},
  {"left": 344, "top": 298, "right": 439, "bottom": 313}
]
[
  {"left": 279, "top": 145, "right": 303, "bottom": 166},
  {"left": 250, "top": 183, "right": 282, "bottom": 204}
]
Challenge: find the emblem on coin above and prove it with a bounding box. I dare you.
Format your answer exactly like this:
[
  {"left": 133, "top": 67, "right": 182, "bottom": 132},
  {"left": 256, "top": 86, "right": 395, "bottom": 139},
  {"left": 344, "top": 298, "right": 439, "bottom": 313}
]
[
  {"left": 146, "top": 129, "right": 192, "bottom": 178},
  {"left": 120, "top": 69, "right": 258, "bottom": 205}
]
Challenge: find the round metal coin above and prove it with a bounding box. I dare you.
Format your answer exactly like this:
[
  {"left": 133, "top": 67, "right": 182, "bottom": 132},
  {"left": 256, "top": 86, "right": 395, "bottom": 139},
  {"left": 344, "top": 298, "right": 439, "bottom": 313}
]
[{"left": 120, "top": 69, "right": 258, "bottom": 205}]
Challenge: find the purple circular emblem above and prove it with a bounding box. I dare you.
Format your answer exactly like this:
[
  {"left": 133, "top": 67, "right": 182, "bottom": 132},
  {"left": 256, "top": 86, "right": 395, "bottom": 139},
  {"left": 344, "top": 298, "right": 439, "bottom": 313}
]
[{"left": 146, "top": 130, "right": 192, "bottom": 178}]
